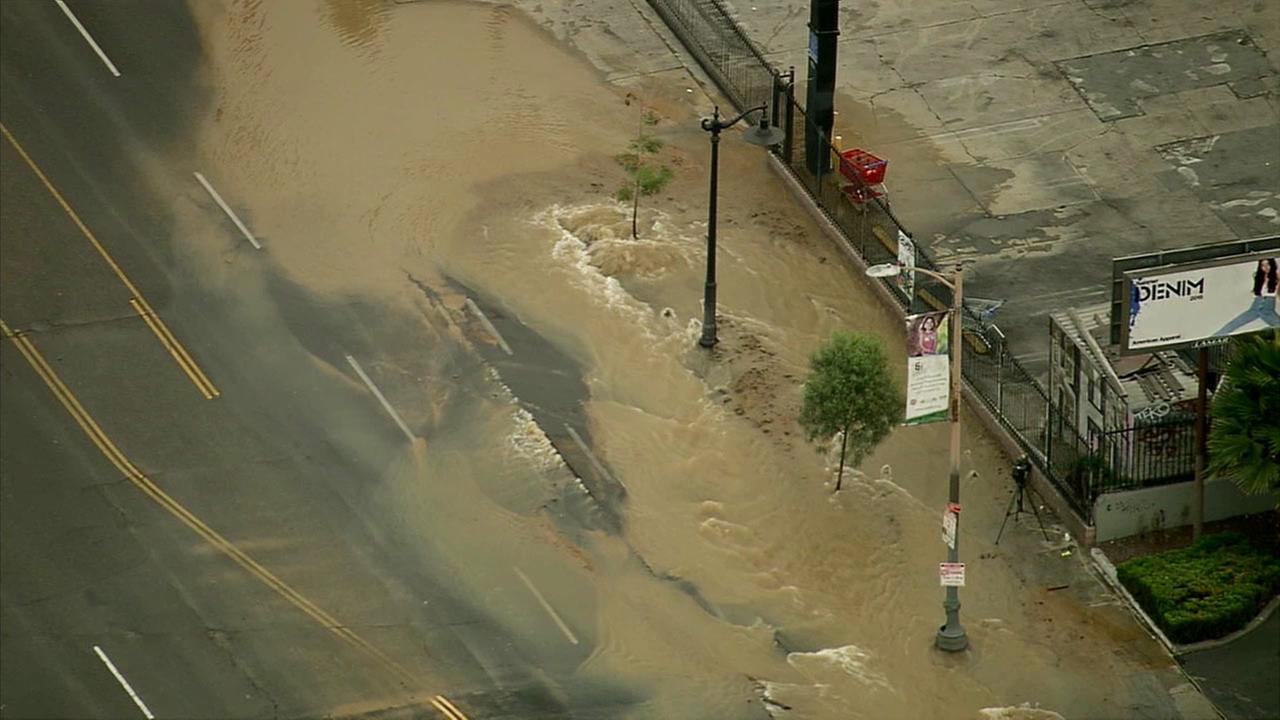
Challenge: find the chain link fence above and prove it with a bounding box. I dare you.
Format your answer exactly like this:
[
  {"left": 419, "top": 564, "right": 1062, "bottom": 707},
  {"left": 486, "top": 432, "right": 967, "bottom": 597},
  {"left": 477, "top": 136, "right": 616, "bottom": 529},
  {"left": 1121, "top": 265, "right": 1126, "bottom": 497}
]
[{"left": 643, "top": 0, "right": 775, "bottom": 112}]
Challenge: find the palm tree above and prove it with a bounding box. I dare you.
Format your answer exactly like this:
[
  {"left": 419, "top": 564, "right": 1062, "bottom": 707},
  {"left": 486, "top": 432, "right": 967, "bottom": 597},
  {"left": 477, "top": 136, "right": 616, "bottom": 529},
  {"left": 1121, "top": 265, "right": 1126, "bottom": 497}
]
[{"left": 1207, "top": 330, "right": 1280, "bottom": 496}]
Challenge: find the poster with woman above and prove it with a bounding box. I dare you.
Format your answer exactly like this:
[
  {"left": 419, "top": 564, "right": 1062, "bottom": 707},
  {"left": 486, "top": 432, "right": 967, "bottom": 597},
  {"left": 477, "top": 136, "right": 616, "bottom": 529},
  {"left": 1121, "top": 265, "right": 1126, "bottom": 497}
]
[
  {"left": 1214, "top": 258, "right": 1279, "bottom": 335},
  {"left": 907, "top": 311, "right": 948, "bottom": 357},
  {"left": 905, "top": 310, "right": 950, "bottom": 425}
]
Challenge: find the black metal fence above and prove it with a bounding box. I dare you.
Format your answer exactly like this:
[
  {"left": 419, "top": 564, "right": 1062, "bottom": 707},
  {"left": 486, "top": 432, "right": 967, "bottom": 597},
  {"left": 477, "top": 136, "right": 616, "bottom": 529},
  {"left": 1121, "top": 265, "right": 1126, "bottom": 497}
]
[
  {"left": 644, "top": 0, "right": 1197, "bottom": 521},
  {"left": 1100, "top": 420, "right": 1198, "bottom": 491}
]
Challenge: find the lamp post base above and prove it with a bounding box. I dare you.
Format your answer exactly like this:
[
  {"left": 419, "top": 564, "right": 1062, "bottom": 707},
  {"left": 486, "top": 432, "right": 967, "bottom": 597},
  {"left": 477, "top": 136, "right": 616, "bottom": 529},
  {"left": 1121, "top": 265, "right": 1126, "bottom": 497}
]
[
  {"left": 698, "top": 331, "right": 718, "bottom": 349},
  {"left": 935, "top": 622, "right": 968, "bottom": 652}
]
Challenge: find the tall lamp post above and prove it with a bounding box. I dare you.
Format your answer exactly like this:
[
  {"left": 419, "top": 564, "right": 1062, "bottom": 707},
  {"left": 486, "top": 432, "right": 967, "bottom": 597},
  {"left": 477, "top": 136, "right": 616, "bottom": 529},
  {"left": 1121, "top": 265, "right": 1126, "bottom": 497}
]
[
  {"left": 698, "top": 104, "right": 785, "bottom": 348},
  {"left": 867, "top": 261, "right": 968, "bottom": 652}
]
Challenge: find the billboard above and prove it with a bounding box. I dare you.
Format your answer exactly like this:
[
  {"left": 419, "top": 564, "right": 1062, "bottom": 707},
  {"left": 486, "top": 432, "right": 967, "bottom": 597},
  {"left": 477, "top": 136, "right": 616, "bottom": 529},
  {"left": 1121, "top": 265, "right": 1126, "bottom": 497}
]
[
  {"left": 1110, "top": 236, "right": 1280, "bottom": 347},
  {"left": 1122, "top": 252, "right": 1279, "bottom": 353},
  {"left": 905, "top": 310, "right": 950, "bottom": 425}
]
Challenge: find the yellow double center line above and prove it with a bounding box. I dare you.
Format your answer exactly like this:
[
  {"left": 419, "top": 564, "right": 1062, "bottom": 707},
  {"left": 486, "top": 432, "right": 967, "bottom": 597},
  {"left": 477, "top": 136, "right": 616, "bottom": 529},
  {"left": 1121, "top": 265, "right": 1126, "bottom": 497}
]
[
  {"left": 432, "top": 695, "right": 470, "bottom": 719},
  {"left": 0, "top": 122, "right": 219, "bottom": 400},
  {"left": 0, "top": 320, "right": 468, "bottom": 719}
]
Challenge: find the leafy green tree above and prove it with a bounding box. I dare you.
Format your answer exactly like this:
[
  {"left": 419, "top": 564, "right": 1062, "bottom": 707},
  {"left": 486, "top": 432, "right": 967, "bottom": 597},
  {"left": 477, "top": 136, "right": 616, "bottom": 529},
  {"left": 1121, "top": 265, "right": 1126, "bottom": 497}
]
[
  {"left": 1208, "top": 331, "right": 1280, "bottom": 496},
  {"left": 616, "top": 102, "right": 672, "bottom": 239},
  {"left": 799, "top": 331, "right": 904, "bottom": 491}
]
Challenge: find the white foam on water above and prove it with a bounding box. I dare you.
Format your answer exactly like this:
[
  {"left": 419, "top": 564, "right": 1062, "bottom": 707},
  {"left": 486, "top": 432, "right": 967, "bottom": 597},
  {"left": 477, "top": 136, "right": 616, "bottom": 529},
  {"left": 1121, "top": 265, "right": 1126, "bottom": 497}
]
[
  {"left": 978, "top": 703, "right": 1065, "bottom": 720},
  {"left": 698, "top": 517, "right": 758, "bottom": 548},
  {"left": 484, "top": 365, "right": 517, "bottom": 402},
  {"left": 506, "top": 405, "right": 563, "bottom": 471},
  {"left": 532, "top": 202, "right": 698, "bottom": 344},
  {"left": 786, "top": 644, "right": 894, "bottom": 693},
  {"left": 1176, "top": 165, "right": 1201, "bottom": 187},
  {"left": 776, "top": 584, "right": 832, "bottom": 620},
  {"left": 760, "top": 680, "right": 810, "bottom": 718}
]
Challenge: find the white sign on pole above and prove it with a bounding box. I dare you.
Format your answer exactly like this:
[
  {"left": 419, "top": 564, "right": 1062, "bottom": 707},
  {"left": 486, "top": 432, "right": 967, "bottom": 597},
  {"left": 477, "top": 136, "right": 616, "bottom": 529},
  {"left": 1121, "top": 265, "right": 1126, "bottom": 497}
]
[
  {"left": 939, "top": 562, "right": 965, "bottom": 587},
  {"left": 942, "top": 511, "right": 957, "bottom": 549},
  {"left": 897, "top": 231, "right": 916, "bottom": 300},
  {"left": 1124, "top": 253, "right": 1279, "bottom": 352}
]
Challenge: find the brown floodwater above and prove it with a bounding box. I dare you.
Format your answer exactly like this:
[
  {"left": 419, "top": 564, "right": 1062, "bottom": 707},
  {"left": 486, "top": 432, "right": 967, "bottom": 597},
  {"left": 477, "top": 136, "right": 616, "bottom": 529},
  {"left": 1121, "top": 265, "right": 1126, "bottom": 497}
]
[{"left": 166, "top": 0, "right": 1182, "bottom": 717}]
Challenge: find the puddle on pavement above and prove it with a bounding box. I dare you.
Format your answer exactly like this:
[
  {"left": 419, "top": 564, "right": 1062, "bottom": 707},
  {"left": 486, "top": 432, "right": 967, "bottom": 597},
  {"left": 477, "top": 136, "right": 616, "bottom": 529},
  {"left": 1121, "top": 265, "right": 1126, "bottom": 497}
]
[{"left": 173, "top": 0, "right": 1176, "bottom": 717}]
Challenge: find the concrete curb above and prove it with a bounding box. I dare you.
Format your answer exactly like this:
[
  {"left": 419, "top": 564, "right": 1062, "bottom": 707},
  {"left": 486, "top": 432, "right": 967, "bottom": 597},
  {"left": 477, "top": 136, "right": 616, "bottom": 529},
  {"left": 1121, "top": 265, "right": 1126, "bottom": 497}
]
[
  {"left": 1089, "top": 547, "right": 1178, "bottom": 655},
  {"left": 1174, "top": 594, "right": 1280, "bottom": 656}
]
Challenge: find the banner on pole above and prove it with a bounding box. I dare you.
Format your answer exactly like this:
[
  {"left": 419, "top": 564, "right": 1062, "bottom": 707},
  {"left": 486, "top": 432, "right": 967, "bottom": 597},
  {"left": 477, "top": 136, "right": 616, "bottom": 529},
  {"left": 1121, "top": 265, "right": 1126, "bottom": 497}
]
[
  {"left": 897, "top": 231, "right": 916, "bottom": 300},
  {"left": 942, "top": 510, "right": 957, "bottom": 549},
  {"left": 905, "top": 310, "right": 950, "bottom": 425}
]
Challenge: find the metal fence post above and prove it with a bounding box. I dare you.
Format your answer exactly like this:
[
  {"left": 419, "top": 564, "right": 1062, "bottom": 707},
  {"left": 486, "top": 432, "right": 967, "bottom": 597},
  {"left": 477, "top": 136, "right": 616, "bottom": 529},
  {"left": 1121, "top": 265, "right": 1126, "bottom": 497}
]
[
  {"left": 783, "top": 67, "right": 795, "bottom": 165},
  {"left": 815, "top": 121, "right": 826, "bottom": 196},
  {"left": 859, "top": 205, "right": 867, "bottom": 258},
  {"left": 996, "top": 337, "right": 1004, "bottom": 413},
  {"left": 771, "top": 69, "right": 781, "bottom": 129},
  {"left": 1045, "top": 399, "right": 1053, "bottom": 472}
]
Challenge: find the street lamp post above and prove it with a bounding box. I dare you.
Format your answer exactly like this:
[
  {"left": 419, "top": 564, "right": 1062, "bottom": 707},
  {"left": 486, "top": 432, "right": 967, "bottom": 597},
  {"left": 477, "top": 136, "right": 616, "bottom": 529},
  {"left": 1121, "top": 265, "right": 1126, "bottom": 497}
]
[
  {"left": 866, "top": 261, "right": 968, "bottom": 652},
  {"left": 698, "top": 104, "right": 785, "bottom": 348}
]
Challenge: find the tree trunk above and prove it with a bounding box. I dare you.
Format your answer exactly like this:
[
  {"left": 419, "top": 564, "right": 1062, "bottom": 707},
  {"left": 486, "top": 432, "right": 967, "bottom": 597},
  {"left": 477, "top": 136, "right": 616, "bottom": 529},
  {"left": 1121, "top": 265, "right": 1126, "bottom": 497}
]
[
  {"left": 632, "top": 106, "right": 642, "bottom": 240},
  {"left": 632, "top": 175, "right": 640, "bottom": 239},
  {"left": 835, "top": 419, "right": 851, "bottom": 491}
]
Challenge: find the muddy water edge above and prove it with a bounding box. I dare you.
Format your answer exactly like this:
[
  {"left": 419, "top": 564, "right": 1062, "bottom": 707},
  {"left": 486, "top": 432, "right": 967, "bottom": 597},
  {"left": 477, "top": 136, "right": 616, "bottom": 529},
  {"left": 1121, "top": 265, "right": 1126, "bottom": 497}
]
[{"left": 175, "top": 1, "right": 1180, "bottom": 718}]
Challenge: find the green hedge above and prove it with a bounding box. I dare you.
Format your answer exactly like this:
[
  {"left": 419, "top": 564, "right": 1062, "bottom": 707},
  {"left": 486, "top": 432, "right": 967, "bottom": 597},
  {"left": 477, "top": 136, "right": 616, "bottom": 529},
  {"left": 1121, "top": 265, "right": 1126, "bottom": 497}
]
[{"left": 1117, "top": 532, "right": 1280, "bottom": 645}]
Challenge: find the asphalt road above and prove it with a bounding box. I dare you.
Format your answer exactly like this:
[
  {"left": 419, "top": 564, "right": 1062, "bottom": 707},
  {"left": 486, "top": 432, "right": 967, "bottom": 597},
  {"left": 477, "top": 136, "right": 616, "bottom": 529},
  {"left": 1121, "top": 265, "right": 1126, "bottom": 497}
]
[
  {"left": 1181, "top": 611, "right": 1280, "bottom": 720},
  {"left": 0, "top": 2, "right": 599, "bottom": 717}
]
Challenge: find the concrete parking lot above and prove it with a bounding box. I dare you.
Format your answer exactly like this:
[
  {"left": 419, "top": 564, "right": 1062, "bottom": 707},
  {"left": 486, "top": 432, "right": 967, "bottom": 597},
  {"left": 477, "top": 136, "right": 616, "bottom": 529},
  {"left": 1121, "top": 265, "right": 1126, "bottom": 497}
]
[{"left": 729, "top": 0, "right": 1279, "bottom": 372}]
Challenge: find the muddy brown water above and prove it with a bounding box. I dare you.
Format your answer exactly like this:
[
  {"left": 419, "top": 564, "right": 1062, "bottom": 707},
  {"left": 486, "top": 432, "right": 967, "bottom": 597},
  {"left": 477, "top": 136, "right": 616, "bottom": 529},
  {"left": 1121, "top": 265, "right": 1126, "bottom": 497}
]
[{"left": 157, "top": 0, "right": 1185, "bottom": 717}]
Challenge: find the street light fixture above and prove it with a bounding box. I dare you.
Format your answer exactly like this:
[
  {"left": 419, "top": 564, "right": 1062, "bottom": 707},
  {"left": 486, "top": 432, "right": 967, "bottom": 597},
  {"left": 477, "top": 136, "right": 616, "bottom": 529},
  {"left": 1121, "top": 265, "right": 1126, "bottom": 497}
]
[
  {"left": 867, "top": 260, "right": 969, "bottom": 653},
  {"left": 698, "top": 104, "right": 785, "bottom": 349}
]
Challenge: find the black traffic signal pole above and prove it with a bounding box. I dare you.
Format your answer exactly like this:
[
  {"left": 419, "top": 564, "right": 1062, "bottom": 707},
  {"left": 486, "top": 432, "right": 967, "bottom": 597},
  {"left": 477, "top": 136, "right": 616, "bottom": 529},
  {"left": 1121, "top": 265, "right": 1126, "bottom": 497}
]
[{"left": 805, "top": 0, "right": 839, "bottom": 176}]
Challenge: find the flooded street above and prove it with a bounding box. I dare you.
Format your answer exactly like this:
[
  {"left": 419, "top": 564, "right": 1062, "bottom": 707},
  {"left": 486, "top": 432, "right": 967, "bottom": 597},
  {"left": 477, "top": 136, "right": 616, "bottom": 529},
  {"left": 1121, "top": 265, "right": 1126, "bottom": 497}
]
[{"left": 149, "top": 0, "right": 1196, "bottom": 717}]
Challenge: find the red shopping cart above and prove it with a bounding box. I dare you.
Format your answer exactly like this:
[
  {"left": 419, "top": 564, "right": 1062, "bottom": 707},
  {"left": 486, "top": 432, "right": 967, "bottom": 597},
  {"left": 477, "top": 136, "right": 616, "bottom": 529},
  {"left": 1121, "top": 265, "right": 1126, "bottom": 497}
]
[{"left": 838, "top": 148, "right": 888, "bottom": 204}]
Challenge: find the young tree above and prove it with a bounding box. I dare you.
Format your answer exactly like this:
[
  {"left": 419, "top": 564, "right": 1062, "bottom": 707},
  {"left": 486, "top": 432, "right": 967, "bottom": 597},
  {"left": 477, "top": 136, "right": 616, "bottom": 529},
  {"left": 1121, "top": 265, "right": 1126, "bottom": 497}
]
[
  {"left": 799, "top": 331, "right": 904, "bottom": 491},
  {"left": 1208, "top": 331, "right": 1280, "bottom": 497},
  {"left": 616, "top": 100, "right": 672, "bottom": 239}
]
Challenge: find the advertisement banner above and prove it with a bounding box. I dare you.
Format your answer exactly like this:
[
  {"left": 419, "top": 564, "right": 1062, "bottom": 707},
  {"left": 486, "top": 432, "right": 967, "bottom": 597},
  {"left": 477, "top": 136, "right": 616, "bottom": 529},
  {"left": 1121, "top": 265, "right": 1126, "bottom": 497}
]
[
  {"left": 1126, "top": 254, "right": 1279, "bottom": 352},
  {"left": 896, "top": 231, "right": 916, "bottom": 300},
  {"left": 905, "top": 310, "right": 950, "bottom": 425}
]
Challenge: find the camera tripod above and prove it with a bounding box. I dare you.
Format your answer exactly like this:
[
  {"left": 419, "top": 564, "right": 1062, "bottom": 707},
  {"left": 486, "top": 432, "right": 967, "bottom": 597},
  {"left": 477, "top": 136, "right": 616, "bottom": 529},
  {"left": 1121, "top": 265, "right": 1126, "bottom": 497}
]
[{"left": 995, "top": 458, "right": 1051, "bottom": 545}]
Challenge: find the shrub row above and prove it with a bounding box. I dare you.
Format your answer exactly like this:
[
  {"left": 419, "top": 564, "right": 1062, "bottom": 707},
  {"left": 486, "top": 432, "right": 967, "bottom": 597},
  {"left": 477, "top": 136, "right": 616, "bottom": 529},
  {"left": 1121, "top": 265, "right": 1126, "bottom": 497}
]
[{"left": 1117, "top": 532, "right": 1280, "bottom": 645}]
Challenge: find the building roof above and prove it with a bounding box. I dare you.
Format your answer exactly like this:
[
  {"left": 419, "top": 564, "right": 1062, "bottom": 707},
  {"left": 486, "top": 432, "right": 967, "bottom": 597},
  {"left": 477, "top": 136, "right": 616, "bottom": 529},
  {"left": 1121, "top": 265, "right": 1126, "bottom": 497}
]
[{"left": 1050, "top": 307, "right": 1198, "bottom": 412}]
